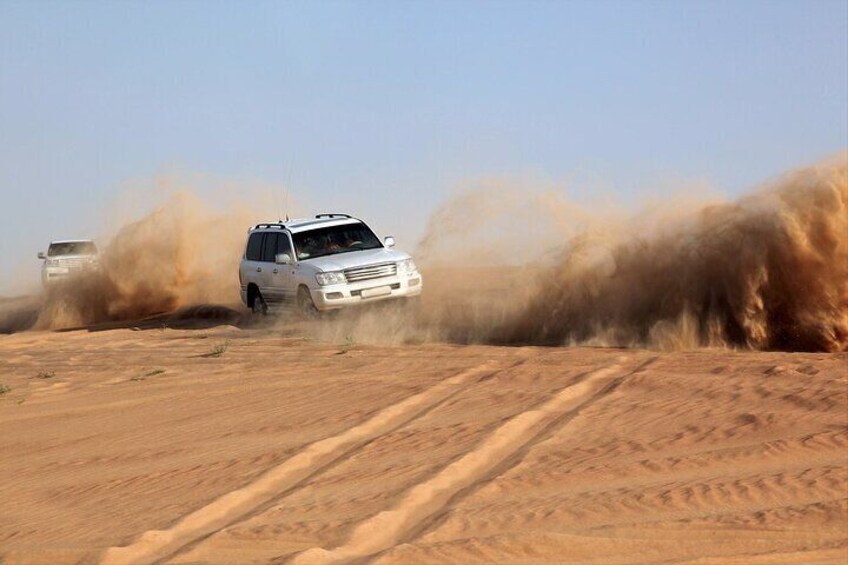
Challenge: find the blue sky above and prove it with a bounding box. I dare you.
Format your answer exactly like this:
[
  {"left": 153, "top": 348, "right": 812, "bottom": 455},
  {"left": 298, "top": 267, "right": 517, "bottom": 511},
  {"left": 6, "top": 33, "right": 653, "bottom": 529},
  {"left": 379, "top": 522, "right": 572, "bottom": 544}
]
[{"left": 1, "top": 1, "right": 846, "bottom": 291}]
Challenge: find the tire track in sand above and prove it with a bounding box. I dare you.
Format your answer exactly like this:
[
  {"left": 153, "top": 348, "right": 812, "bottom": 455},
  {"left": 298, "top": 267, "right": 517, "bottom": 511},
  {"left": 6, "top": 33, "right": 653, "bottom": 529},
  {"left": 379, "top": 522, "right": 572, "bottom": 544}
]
[
  {"left": 99, "top": 361, "right": 510, "bottom": 565},
  {"left": 291, "top": 357, "right": 653, "bottom": 565}
]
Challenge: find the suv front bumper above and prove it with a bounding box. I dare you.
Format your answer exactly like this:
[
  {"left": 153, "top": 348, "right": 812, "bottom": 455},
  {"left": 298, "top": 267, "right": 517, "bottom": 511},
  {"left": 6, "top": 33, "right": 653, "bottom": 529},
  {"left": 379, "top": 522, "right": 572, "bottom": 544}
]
[
  {"left": 42, "top": 265, "right": 94, "bottom": 285},
  {"left": 311, "top": 273, "right": 422, "bottom": 311}
]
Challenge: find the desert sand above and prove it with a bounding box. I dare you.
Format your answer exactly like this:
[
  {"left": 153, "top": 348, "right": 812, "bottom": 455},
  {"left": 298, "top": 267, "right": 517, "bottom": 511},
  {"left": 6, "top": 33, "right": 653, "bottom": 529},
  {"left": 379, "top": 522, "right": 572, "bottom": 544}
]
[{"left": 1, "top": 320, "right": 845, "bottom": 564}]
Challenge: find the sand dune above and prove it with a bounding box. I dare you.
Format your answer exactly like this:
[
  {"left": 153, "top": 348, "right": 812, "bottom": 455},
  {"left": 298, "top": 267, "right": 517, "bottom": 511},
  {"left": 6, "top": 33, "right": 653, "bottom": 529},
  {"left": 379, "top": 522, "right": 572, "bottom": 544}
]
[{"left": 0, "top": 325, "right": 845, "bottom": 564}]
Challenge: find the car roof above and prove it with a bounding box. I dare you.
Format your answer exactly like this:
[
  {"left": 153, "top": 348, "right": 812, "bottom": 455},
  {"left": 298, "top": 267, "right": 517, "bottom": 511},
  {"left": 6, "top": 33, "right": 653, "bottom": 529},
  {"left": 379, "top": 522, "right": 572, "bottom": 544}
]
[
  {"left": 50, "top": 239, "right": 95, "bottom": 244},
  {"left": 249, "top": 215, "right": 362, "bottom": 234}
]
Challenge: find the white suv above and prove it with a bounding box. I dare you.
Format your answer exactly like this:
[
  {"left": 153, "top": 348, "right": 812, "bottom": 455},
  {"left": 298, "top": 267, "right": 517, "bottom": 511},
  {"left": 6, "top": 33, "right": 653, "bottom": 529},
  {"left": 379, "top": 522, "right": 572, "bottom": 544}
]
[
  {"left": 239, "top": 214, "right": 422, "bottom": 314},
  {"left": 38, "top": 239, "right": 100, "bottom": 285}
]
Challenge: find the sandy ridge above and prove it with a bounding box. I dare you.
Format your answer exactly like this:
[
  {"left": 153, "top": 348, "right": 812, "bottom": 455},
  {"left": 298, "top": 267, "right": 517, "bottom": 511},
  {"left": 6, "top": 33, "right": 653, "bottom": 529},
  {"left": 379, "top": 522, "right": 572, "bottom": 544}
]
[
  {"left": 100, "top": 360, "right": 508, "bottom": 565},
  {"left": 291, "top": 359, "right": 631, "bottom": 564}
]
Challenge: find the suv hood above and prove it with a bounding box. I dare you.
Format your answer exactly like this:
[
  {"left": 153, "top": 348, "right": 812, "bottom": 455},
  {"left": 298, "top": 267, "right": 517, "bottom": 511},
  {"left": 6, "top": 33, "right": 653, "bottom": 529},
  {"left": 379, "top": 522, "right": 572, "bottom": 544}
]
[{"left": 302, "top": 248, "right": 411, "bottom": 272}]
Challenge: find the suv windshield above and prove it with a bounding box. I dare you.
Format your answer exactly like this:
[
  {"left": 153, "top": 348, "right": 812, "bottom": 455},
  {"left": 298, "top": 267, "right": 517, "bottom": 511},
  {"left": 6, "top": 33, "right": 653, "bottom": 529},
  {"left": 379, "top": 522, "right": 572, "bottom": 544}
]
[
  {"left": 293, "top": 223, "right": 382, "bottom": 260},
  {"left": 48, "top": 241, "right": 97, "bottom": 257}
]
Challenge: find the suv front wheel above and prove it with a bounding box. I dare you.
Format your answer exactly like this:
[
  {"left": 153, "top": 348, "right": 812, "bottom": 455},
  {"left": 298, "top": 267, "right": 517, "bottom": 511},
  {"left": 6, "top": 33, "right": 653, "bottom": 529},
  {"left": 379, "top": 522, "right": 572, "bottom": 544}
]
[{"left": 297, "top": 286, "right": 319, "bottom": 318}]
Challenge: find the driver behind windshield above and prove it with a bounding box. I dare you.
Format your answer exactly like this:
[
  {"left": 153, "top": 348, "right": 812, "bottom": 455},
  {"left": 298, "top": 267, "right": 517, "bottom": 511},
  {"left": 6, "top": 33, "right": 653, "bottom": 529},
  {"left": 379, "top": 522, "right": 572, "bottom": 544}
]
[{"left": 293, "top": 223, "right": 382, "bottom": 259}]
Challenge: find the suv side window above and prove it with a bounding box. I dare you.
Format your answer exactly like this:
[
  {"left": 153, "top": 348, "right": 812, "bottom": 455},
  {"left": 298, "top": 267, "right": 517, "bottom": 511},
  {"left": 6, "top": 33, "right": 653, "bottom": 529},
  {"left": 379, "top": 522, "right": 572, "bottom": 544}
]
[
  {"left": 261, "top": 232, "right": 280, "bottom": 262},
  {"left": 246, "top": 233, "right": 264, "bottom": 261},
  {"left": 277, "top": 233, "right": 293, "bottom": 258}
]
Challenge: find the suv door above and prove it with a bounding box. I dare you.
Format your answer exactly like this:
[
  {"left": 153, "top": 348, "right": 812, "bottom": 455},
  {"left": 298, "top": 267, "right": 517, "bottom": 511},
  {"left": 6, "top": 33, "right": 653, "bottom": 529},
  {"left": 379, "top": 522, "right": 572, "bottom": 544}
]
[
  {"left": 259, "top": 232, "right": 282, "bottom": 303},
  {"left": 242, "top": 231, "right": 265, "bottom": 292},
  {"left": 274, "top": 232, "right": 296, "bottom": 301}
]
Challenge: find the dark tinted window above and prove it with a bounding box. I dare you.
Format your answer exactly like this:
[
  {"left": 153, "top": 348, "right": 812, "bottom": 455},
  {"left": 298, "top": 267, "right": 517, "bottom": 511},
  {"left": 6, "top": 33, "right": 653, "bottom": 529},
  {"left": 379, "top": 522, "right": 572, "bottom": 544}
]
[
  {"left": 276, "top": 233, "right": 293, "bottom": 257},
  {"left": 292, "top": 223, "right": 382, "bottom": 260},
  {"left": 246, "top": 233, "right": 263, "bottom": 261},
  {"left": 261, "top": 232, "right": 280, "bottom": 262},
  {"left": 48, "top": 241, "right": 97, "bottom": 256}
]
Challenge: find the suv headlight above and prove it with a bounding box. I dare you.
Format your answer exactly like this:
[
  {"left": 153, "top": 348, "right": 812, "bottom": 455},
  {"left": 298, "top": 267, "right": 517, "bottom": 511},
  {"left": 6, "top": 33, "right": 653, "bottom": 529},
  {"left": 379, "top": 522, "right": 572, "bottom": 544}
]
[
  {"left": 397, "top": 258, "right": 417, "bottom": 275},
  {"left": 316, "top": 271, "right": 346, "bottom": 286}
]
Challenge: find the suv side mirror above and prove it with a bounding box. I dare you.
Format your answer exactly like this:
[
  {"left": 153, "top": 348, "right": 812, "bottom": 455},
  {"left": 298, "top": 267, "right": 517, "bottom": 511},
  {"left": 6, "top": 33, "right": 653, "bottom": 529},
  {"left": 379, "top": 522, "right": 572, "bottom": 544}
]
[
  {"left": 275, "top": 253, "right": 292, "bottom": 265},
  {"left": 38, "top": 252, "right": 45, "bottom": 260},
  {"left": 384, "top": 236, "right": 395, "bottom": 248}
]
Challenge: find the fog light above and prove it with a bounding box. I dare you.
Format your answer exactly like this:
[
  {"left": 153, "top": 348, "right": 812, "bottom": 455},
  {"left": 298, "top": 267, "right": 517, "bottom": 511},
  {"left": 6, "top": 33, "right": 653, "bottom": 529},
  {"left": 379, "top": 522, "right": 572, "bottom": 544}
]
[
  {"left": 326, "top": 292, "right": 344, "bottom": 300},
  {"left": 408, "top": 278, "right": 420, "bottom": 286}
]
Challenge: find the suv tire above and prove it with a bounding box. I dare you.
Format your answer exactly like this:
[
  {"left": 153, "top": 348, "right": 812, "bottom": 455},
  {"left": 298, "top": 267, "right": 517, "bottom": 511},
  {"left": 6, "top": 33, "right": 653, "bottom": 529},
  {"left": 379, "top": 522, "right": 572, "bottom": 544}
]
[
  {"left": 297, "top": 286, "right": 319, "bottom": 318},
  {"left": 251, "top": 289, "right": 268, "bottom": 315}
]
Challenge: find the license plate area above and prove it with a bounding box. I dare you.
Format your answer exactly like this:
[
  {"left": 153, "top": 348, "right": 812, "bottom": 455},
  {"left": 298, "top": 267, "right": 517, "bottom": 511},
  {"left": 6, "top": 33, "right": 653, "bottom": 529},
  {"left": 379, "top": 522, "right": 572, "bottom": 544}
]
[{"left": 359, "top": 286, "right": 392, "bottom": 299}]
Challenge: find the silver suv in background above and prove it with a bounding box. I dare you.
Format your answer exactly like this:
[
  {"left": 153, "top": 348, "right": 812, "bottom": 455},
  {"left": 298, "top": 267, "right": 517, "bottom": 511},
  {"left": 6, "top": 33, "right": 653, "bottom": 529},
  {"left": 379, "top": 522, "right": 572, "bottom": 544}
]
[
  {"left": 239, "top": 214, "right": 422, "bottom": 315},
  {"left": 38, "top": 239, "right": 100, "bottom": 285}
]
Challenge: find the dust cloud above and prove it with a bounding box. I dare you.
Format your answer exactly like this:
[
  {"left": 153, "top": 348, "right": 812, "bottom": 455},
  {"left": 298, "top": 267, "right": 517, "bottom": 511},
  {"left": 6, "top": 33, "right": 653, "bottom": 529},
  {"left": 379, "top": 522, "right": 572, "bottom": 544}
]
[
  {"left": 18, "top": 191, "right": 259, "bottom": 331},
  {"left": 1, "top": 156, "right": 845, "bottom": 352},
  {"left": 422, "top": 155, "right": 846, "bottom": 352}
]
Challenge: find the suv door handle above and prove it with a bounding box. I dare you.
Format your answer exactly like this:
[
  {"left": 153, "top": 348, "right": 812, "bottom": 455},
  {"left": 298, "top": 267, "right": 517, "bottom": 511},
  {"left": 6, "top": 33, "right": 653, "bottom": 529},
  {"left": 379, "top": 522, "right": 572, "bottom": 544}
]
[{"left": 256, "top": 267, "right": 262, "bottom": 273}]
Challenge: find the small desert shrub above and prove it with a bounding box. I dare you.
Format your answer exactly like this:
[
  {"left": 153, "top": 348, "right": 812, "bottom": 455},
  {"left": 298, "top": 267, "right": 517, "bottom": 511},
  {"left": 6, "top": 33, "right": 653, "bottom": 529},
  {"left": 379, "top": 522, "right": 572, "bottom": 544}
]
[
  {"left": 205, "top": 340, "right": 230, "bottom": 358},
  {"left": 0, "top": 384, "right": 11, "bottom": 395},
  {"left": 336, "top": 334, "right": 356, "bottom": 355},
  {"left": 35, "top": 371, "right": 55, "bottom": 379}
]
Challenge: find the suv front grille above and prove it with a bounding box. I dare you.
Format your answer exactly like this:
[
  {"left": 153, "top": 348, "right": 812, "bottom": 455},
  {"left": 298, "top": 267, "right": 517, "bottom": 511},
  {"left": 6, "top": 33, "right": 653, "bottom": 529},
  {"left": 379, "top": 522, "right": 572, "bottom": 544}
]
[
  {"left": 58, "top": 258, "right": 84, "bottom": 269},
  {"left": 344, "top": 262, "right": 397, "bottom": 283}
]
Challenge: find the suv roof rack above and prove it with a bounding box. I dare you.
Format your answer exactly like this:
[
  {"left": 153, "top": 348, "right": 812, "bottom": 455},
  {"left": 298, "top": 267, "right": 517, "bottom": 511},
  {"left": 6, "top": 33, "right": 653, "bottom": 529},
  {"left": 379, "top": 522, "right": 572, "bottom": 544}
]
[
  {"left": 315, "top": 213, "right": 352, "bottom": 219},
  {"left": 250, "top": 223, "right": 286, "bottom": 231}
]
